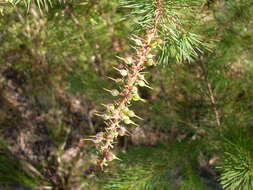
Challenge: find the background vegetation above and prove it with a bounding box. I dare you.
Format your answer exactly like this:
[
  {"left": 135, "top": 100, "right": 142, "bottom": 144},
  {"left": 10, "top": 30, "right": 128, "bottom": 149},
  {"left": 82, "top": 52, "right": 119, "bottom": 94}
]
[{"left": 0, "top": 0, "right": 253, "bottom": 189}]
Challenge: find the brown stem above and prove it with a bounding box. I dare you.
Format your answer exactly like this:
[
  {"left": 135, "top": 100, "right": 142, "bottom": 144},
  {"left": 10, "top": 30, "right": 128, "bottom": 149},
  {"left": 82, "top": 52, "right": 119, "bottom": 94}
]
[
  {"left": 207, "top": 82, "right": 221, "bottom": 127},
  {"left": 198, "top": 59, "right": 221, "bottom": 127}
]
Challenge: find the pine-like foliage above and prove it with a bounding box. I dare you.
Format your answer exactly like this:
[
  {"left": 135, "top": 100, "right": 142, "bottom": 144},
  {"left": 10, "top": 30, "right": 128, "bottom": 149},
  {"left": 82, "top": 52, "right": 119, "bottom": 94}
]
[
  {"left": 102, "top": 142, "right": 215, "bottom": 190},
  {"left": 89, "top": 0, "right": 209, "bottom": 170},
  {"left": 123, "top": 0, "right": 209, "bottom": 63},
  {"left": 218, "top": 136, "right": 253, "bottom": 190}
]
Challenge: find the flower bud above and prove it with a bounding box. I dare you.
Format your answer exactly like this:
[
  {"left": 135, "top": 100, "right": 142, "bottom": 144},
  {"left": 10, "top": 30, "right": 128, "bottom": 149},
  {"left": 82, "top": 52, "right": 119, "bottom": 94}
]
[
  {"left": 124, "top": 118, "right": 132, "bottom": 125},
  {"left": 112, "top": 108, "right": 120, "bottom": 116},
  {"left": 122, "top": 114, "right": 129, "bottom": 121},
  {"left": 119, "top": 69, "right": 128, "bottom": 77},
  {"left": 123, "top": 118, "right": 138, "bottom": 126},
  {"left": 96, "top": 132, "right": 104, "bottom": 139},
  {"left": 146, "top": 59, "right": 155, "bottom": 66},
  {"left": 127, "top": 110, "right": 135, "bottom": 117},
  {"left": 118, "top": 127, "right": 127, "bottom": 136},
  {"left": 122, "top": 106, "right": 129, "bottom": 113},
  {"left": 104, "top": 89, "right": 120, "bottom": 97},
  {"left": 137, "top": 80, "right": 152, "bottom": 89},
  {"left": 157, "top": 38, "right": 163, "bottom": 44},
  {"left": 132, "top": 93, "right": 145, "bottom": 102},
  {"left": 138, "top": 74, "right": 146, "bottom": 82},
  {"left": 151, "top": 41, "right": 159, "bottom": 49},
  {"left": 105, "top": 152, "right": 116, "bottom": 161},
  {"left": 83, "top": 167, "right": 94, "bottom": 175},
  {"left": 111, "top": 89, "right": 120, "bottom": 96},
  {"left": 147, "top": 54, "right": 154, "bottom": 59},
  {"left": 102, "top": 114, "right": 110, "bottom": 120},
  {"left": 91, "top": 132, "right": 104, "bottom": 143},
  {"left": 102, "top": 104, "right": 114, "bottom": 111},
  {"left": 125, "top": 57, "right": 134, "bottom": 65},
  {"left": 106, "top": 132, "right": 114, "bottom": 139},
  {"left": 132, "top": 38, "right": 143, "bottom": 46},
  {"left": 132, "top": 93, "right": 141, "bottom": 101},
  {"left": 91, "top": 137, "right": 100, "bottom": 143},
  {"left": 138, "top": 80, "right": 146, "bottom": 87},
  {"left": 132, "top": 86, "right": 138, "bottom": 93},
  {"left": 114, "top": 67, "right": 128, "bottom": 77}
]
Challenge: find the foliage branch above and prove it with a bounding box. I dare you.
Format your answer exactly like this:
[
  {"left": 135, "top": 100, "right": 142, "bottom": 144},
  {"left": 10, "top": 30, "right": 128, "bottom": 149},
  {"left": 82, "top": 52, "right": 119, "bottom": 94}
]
[{"left": 87, "top": 0, "right": 207, "bottom": 170}]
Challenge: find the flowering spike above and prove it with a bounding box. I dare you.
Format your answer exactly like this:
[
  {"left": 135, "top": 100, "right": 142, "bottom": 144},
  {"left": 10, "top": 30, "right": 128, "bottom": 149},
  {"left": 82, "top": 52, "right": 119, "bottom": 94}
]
[{"left": 92, "top": 0, "right": 164, "bottom": 170}]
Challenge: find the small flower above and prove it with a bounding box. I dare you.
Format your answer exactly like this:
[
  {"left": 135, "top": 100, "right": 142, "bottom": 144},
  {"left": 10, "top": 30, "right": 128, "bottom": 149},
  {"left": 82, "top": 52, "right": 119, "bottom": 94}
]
[
  {"left": 119, "top": 69, "right": 128, "bottom": 76},
  {"left": 132, "top": 92, "right": 144, "bottom": 102},
  {"left": 123, "top": 116, "right": 138, "bottom": 126},
  {"left": 91, "top": 137, "right": 101, "bottom": 144},
  {"left": 146, "top": 59, "right": 155, "bottom": 66},
  {"left": 122, "top": 114, "right": 129, "bottom": 121},
  {"left": 96, "top": 132, "right": 104, "bottom": 139},
  {"left": 91, "top": 132, "right": 104, "bottom": 143},
  {"left": 104, "top": 89, "right": 120, "bottom": 96},
  {"left": 102, "top": 114, "right": 111, "bottom": 120},
  {"left": 138, "top": 80, "right": 146, "bottom": 87},
  {"left": 121, "top": 88, "right": 130, "bottom": 97},
  {"left": 122, "top": 106, "right": 129, "bottom": 113},
  {"left": 114, "top": 67, "right": 128, "bottom": 76},
  {"left": 125, "top": 109, "right": 143, "bottom": 120},
  {"left": 118, "top": 127, "right": 127, "bottom": 136},
  {"left": 147, "top": 54, "right": 154, "bottom": 59},
  {"left": 106, "top": 104, "right": 114, "bottom": 111},
  {"left": 137, "top": 80, "right": 152, "bottom": 89},
  {"left": 125, "top": 57, "right": 134, "bottom": 65},
  {"left": 124, "top": 118, "right": 131, "bottom": 124},
  {"left": 132, "top": 86, "right": 138, "bottom": 93},
  {"left": 138, "top": 74, "right": 147, "bottom": 82},
  {"left": 106, "top": 132, "right": 115, "bottom": 139},
  {"left": 116, "top": 56, "right": 133, "bottom": 65},
  {"left": 83, "top": 167, "right": 94, "bottom": 175},
  {"left": 127, "top": 110, "right": 135, "bottom": 117},
  {"left": 111, "top": 89, "right": 120, "bottom": 96},
  {"left": 131, "top": 38, "right": 143, "bottom": 46},
  {"left": 105, "top": 152, "right": 116, "bottom": 161},
  {"left": 151, "top": 41, "right": 159, "bottom": 49}
]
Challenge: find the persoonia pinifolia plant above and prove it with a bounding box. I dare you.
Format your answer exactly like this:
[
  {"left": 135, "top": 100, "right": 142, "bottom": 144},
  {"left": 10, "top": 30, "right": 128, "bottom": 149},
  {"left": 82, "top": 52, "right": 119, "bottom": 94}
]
[{"left": 87, "top": 0, "right": 209, "bottom": 170}]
